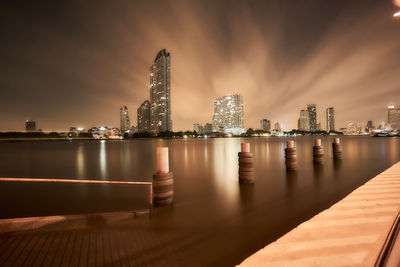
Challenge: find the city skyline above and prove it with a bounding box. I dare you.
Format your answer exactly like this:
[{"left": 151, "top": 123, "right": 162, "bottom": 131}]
[{"left": 1, "top": 0, "right": 400, "bottom": 131}]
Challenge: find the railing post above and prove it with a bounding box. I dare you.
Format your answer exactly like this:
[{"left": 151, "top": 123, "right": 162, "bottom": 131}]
[
  {"left": 238, "top": 143, "right": 255, "bottom": 183},
  {"left": 332, "top": 138, "right": 342, "bottom": 160},
  {"left": 153, "top": 147, "right": 174, "bottom": 205},
  {"left": 313, "top": 138, "right": 324, "bottom": 164},
  {"left": 285, "top": 140, "right": 297, "bottom": 171}
]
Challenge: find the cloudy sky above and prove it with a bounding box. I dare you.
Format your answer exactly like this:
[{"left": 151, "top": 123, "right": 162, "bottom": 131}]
[{"left": 0, "top": 0, "right": 399, "bottom": 131}]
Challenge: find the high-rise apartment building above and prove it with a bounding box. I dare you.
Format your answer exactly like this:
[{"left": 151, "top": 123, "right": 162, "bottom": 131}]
[
  {"left": 326, "top": 107, "right": 335, "bottom": 132},
  {"left": 298, "top": 110, "right": 310, "bottom": 131},
  {"left": 274, "top": 122, "right": 282, "bottom": 132},
  {"left": 150, "top": 49, "right": 172, "bottom": 135},
  {"left": 388, "top": 105, "right": 400, "bottom": 130},
  {"left": 193, "top": 123, "right": 200, "bottom": 133},
  {"left": 212, "top": 94, "right": 244, "bottom": 135},
  {"left": 307, "top": 104, "right": 317, "bottom": 131},
  {"left": 137, "top": 100, "right": 151, "bottom": 133},
  {"left": 25, "top": 120, "right": 36, "bottom": 132},
  {"left": 367, "top": 120, "right": 373, "bottom": 129},
  {"left": 260, "top": 119, "right": 271, "bottom": 131},
  {"left": 120, "top": 106, "right": 131, "bottom": 132},
  {"left": 204, "top": 123, "right": 213, "bottom": 134}
]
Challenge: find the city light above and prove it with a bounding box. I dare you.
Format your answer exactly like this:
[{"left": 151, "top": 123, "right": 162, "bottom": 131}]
[{"left": 394, "top": 11, "right": 400, "bottom": 17}]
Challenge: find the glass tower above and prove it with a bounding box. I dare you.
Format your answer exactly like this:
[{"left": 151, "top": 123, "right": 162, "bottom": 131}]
[
  {"left": 120, "top": 106, "right": 131, "bottom": 132},
  {"left": 326, "top": 107, "right": 335, "bottom": 132},
  {"left": 307, "top": 104, "right": 317, "bottom": 132},
  {"left": 150, "top": 49, "right": 172, "bottom": 135}
]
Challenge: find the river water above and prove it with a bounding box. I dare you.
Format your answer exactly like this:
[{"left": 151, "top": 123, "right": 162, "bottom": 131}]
[{"left": 0, "top": 136, "right": 399, "bottom": 265}]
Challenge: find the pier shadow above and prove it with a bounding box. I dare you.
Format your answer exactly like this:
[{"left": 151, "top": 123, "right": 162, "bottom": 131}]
[
  {"left": 285, "top": 171, "right": 298, "bottom": 199},
  {"left": 239, "top": 183, "right": 255, "bottom": 209},
  {"left": 313, "top": 164, "right": 324, "bottom": 187},
  {"left": 333, "top": 159, "right": 343, "bottom": 178}
]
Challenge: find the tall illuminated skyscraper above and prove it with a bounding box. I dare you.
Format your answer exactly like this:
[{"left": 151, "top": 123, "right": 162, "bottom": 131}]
[
  {"left": 120, "top": 106, "right": 131, "bottom": 132},
  {"left": 298, "top": 110, "right": 310, "bottom": 131},
  {"left": 150, "top": 49, "right": 172, "bottom": 135},
  {"left": 212, "top": 94, "right": 244, "bottom": 135},
  {"left": 387, "top": 105, "right": 400, "bottom": 130},
  {"left": 137, "top": 100, "right": 151, "bottom": 133},
  {"left": 326, "top": 107, "right": 335, "bottom": 131},
  {"left": 260, "top": 119, "right": 271, "bottom": 131},
  {"left": 307, "top": 104, "right": 317, "bottom": 132}
]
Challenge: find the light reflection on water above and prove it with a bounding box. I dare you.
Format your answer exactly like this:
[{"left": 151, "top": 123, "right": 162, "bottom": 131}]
[
  {"left": 99, "top": 140, "right": 107, "bottom": 179},
  {"left": 0, "top": 136, "right": 399, "bottom": 265}
]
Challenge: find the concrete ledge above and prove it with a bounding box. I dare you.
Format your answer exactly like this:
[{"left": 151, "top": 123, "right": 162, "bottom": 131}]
[{"left": 240, "top": 161, "right": 400, "bottom": 267}]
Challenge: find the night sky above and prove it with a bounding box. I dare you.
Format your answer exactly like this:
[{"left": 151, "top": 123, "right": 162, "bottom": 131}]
[{"left": 1, "top": 0, "right": 400, "bottom": 131}]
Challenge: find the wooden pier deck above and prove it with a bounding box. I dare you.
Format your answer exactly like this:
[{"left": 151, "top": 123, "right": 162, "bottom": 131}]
[
  {"left": 240, "top": 161, "right": 400, "bottom": 266},
  {"left": 0, "top": 212, "right": 192, "bottom": 266}
]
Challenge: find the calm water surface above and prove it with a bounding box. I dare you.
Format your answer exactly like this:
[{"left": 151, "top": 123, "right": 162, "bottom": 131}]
[{"left": 0, "top": 136, "right": 399, "bottom": 265}]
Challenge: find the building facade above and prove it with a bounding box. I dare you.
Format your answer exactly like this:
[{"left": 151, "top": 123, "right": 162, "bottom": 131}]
[
  {"left": 212, "top": 94, "right": 245, "bottom": 135},
  {"left": 307, "top": 104, "right": 317, "bottom": 131},
  {"left": 274, "top": 122, "right": 282, "bottom": 132},
  {"left": 326, "top": 107, "right": 335, "bottom": 132},
  {"left": 260, "top": 119, "right": 271, "bottom": 131},
  {"left": 25, "top": 120, "right": 36, "bottom": 132},
  {"left": 298, "top": 109, "right": 310, "bottom": 131},
  {"left": 137, "top": 100, "right": 151, "bottom": 133},
  {"left": 388, "top": 105, "right": 400, "bottom": 130},
  {"left": 204, "top": 123, "right": 213, "bottom": 134},
  {"left": 120, "top": 106, "right": 131, "bottom": 132},
  {"left": 150, "top": 49, "right": 172, "bottom": 135}
]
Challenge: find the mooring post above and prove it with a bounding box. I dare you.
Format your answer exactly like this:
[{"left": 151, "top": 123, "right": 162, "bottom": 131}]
[
  {"left": 285, "top": 140, "right": 297, "bottom": 171},
  {"left": 153, "top": 147, "right": 174, "bottom": 205},
  {"left": 332, "top": 137, "right": 342, "bottom": 160},
  {"left": 313, "top": 138, "right": 324, "bottom": 164},
  {"left": 238, "top": 143, "right": 254, "bottom": 183}
]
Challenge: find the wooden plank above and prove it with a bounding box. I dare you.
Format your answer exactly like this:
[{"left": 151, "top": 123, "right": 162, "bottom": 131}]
[
  {"left": 59, "top": 231, "right": 77, "bottom": 267},
  {"left": 68, "top": 230, "right": 83, "bottom": 267},
  {"left": 42, "top": 232, "right": 63, "bottom": 266},
  {"left": 32, "top": 232, "right": 56, "bottom": 267},
  {"left": 78, "top": 231, "right": 90, "bottom": 266},
  {"left": 0, "top": 235, "right": 25, "bottom": 265},
  {"left": 1, "top": 234, "right": 31, "bottom": 265},
  {"left": 103, "top": 230, "right": 113, "bottom": 266},
  {"left": 14, "top": 233, "right": 41, "bottom": 266},
  {"left": 95, "top": 230, "right": 104, "bottom": 267},
  {"left": 23, "top": 232, "right": 49, "bottom": 266},
  {"left": 50, "top": 231, "right": 70, "bottom": 266},
  {"left": 87, "top": 231, "right": 96, "bottom": 267}
]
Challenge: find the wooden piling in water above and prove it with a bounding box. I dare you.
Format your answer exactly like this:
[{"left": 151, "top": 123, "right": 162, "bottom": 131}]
[
  {"left": 153, "top": 147, "right": 174, "bottom": 205},
  {"left": 285, "top": 140, "right": 297, "bottom": 171},
  {"left": 313, "top": 138, "right": 324, "bottom": 164},
  {"left": 332, "top": 137, "right": 342, "bottom": 160},
  {"left": 238, "top": 143, "right": 254, "bottom": 183}
]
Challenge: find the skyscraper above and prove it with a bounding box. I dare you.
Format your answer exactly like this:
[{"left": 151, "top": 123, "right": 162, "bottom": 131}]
[
  {"left": 137, "top": 100, "right": 151, "bottom": 133},
  {"left": 298, "top": 110, "right": 310, "bottom": 131},
  {"left": 307, "top": 104, "right": 317, "bottom": 131},
  {"left": 387, "top": 105, "right": 400, "bottom": 130},
  {"left": 212, "top": 94, "right": 244, "bottom": 135},
  {"left": 367, "top": 120, "right": 373, "bottom": 130},
  {"left": 150, "top": 49, "right": 172, "bottom": 135},
  {"left": 274, "top": 122, "right": 282, "bottom": 132},
  {"left": 260, "top": 119, "right": 271, "bottom": 131},
  {"left": 326, "top": 107, "right": 335, "bottom": 132},
  {"left": 120, "top": 106, "right": 131, "bottom": 132},
  {"left": 204, "top": 123, "right": 213, "bottom": 134},
  {"left": 193, "top": 123, "right": 200, "bottom": 133},
  {"left": 25, "top": 120, "right": 36, "bottom": 132}
]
